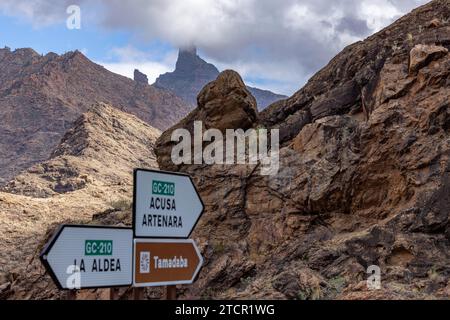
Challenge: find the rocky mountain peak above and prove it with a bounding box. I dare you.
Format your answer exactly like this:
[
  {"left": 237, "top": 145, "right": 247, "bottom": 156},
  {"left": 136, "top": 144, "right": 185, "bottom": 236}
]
[
  {"left": 154, "top": 48, "right": 219, "bottom": 106},
  {"left": 13, "top": 47, "right": 40, "bottom": 57},
  {"left": 175, "top": 46, "right": 219, "bottom": 74},
  {"left": 0, "top": 46, "right": 11, "bottom": 58},
  {"left": 182, "top": 45, "right": 198, "bottom": 56},
  {"left": 154, "top": 47, "right": 287, "bottom": 109},
  {"left": 134, "top": 69, "right": 149, "bottom": 84}
]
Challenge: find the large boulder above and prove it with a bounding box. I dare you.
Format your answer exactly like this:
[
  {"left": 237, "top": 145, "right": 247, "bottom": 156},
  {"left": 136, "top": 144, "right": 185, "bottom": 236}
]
[
  {"left": 156, "top": 70, "right": 259, "bottom": 172},
  {"left": 197, "top": 69, "right": 258, "bottom": 131}
]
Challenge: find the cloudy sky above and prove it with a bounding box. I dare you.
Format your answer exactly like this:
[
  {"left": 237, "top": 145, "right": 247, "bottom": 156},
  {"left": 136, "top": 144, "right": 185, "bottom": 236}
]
[{"left": 0, "top": 0, "right": 429, "bottom": 95}]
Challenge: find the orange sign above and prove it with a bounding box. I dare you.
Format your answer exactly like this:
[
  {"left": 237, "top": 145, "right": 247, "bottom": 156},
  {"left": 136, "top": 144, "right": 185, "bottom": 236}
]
[{"left": 133, "top": 239, "right": 203, "bottom": 287}]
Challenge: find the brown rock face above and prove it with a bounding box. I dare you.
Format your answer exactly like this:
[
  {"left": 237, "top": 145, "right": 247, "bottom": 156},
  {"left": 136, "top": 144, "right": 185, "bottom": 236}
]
[
  {"left": 409, "top": 44, "right": 448, "bottom": 74},
  {"left": 0, "top": 48, "right": 189, "bottom": 186},
  {"left": 197, "top": 70, "right": 258, "bottom": 131},
  {"left": 156, "top": 70, "right": 259, "bottom": 172},
  {"left": 156, "top": 0, "right": 450, "bottom": 300}
]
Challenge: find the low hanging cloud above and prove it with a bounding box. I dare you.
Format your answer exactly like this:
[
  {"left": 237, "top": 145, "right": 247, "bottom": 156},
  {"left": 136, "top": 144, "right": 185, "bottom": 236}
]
[{"left": 0, "top": 0, "right": 429, "bottom": 94}]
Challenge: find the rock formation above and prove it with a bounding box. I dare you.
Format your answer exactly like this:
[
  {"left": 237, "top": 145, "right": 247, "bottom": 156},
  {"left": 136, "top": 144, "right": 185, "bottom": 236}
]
[
  {"left": 0, "top": 48, "right": 188, "bottom": 186},
  {"left": 156, "top": 0, "right": 450, "bottom": 299},
  {"left": 1, "top": 0, "right": 450, "bottom": 301},
  {"left": 154, "top": 47, "right": 219, "bottom": 107},
  {"left": 409, "top": 44, "right": 448, "bottom": 73},
  {"left": 153, "top": 47, "right": 287, "bottom": 110},
  {"left": 156, "top": 70, "right": 259, "bottom": 171},
  {"left": 134, "top": 69, "right": 149, "bottom": 84}
]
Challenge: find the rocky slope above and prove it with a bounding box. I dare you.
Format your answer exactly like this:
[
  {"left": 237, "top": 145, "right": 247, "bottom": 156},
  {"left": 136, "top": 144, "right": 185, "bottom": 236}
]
[
  {"left": 0, "top": 103, "right": 159, "bottom": 299},
  {"left": 0, "top": 48, "right": 188, "bottom": 186},
  {"left": 156, "top": 0, "right": 450, "bottom": 299},
  {"left": 153, "top": 47, "right": 287, "bottom": 110},
  {"left": 1, "top": 0, "right": 450, "bottom": 301}
]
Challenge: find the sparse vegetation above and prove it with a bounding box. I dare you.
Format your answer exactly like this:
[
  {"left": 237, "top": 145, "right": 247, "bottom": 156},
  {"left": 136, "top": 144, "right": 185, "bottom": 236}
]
[
  {"left": 328, "top": 276, "right": 347, "bottom": 296},
  {"left": 212, "top": 241, "right": 226, "bottom": 255},
  {"left": 108, "top": 198, "right": 132, "bottom": 211},
  {"left": 392, "top": 41, "right": 402, "bottom": 52},
  {"left": 297, "top": 287, "right": 322, "bottom": 300},
  {"left": 200, "top": 288, "right": 216, "bottom": 300},
  {"left": 240, "top": 276, "right": 253, "bottom": 288},
  {"left": 427, "top": 266, "right": 440, "bottom": 281},
  {"left": 407, "top": 33, "right": 414, "bottom": 44}
]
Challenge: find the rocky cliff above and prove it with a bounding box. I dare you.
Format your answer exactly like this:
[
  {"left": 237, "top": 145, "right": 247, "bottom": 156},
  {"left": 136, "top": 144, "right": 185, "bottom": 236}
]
[
  {"left": 0, "top": 48, "right": 188, "bottom": 186},
  {"left": 134, "top": 69, "right": 149, "bottom": 84},
  {"left": 0, "top": 103, "right": 159, "bottom": 299},
  {"left": 153, "top": 47, "right": 287, "bottom": 110},
  {"left": 1, "top": 0, "right": 450, "bottom": 301},
  {"left": 156, "top": 0, "right": 450, "bottom": 299}
]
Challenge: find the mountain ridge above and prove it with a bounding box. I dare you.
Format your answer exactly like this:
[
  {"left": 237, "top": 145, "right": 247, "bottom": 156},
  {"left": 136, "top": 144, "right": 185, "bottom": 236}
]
[
  {"left": 153, "top": 47, "right": 287, "bottom": 110},
  {"left": 0, "top": 47, "right": 189, "bottom": 186}
]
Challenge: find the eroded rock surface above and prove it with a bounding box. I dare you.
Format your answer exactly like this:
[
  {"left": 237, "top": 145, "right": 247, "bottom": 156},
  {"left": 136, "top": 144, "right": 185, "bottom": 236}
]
[
  {"left": 156, "top": 70, "right": 259, "bottom": 172},
  {"left": 156, "top": 0, "right": 450, "bottom": 300},
  {"left": 2, "top": 0, "right": 450, "bottom": 301}
]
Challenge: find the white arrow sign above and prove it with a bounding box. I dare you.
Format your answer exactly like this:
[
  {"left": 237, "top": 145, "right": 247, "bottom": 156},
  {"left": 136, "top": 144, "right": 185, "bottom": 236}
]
[
  {"left": 40, "top": 225, "right": 133, "bottom": 289},
  {"left": 133, "top": 169, "right": 204, "bottom": 238}
]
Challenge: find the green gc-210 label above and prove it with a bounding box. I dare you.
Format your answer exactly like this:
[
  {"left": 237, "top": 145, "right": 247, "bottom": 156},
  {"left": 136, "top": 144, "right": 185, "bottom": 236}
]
[
  {"left": 152, "top": 180, "right": 175, "bottom": 196},
  {"left": 85, "top": 240, "right": 113, "bottom": 256}
]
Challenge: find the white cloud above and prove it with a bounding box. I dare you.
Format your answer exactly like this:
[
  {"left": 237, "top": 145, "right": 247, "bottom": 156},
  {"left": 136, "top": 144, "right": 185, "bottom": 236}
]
[
  {"left": 0, "top": 0, "right": 74, "bottom": 27},
  {"left": 96, "top": 46, "right": 177, "bottom": 83},
  {"left": 359, "top": 0, "right": 402, "bottom": 31},
  {"left": 98, "top": 61, "right": 168, "bottom": 83},
  {"left": 0, "top": 0, "right": 430, "bottom": 95}
]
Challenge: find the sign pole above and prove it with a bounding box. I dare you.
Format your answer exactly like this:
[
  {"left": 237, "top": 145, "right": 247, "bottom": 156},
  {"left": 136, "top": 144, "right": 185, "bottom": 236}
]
[
  {"left": 134, "top": 287, "right": 145, "bottom": 300},
  {"left": 165, "top": 285, "right": 177, "bottom": 300},
  {"left": 110, "top": 287, "right": 120, "bottom": 300},
  {"left": 66, "top": 290, "right": 77, "bottom": 300}
]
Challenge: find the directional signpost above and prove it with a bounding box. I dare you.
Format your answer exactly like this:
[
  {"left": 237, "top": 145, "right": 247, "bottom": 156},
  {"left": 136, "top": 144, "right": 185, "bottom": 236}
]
[
  {"left": 133, "top": 239, "right": 203, "bottom": 287},
  {"left": 133, "top": 169, "right": 204, "bottom": 238},
  {"left": 132, "top": 169, "right": 205, "bottom": 299},
  {"left": 40, "top": 225, "right": 133, "bottom": 290},
  {"left": 40, "top": 169, "right": 205, "bottom": 300}
]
